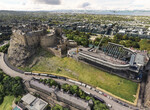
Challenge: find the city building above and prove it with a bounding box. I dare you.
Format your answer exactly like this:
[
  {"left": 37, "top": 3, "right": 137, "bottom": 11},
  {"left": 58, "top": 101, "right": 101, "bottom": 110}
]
[
  {"left": 13, "top": 93, "right": 48, "bottom": 110},
  {"left": 26, "top": 79, "right": 93, "bottom": 110}
]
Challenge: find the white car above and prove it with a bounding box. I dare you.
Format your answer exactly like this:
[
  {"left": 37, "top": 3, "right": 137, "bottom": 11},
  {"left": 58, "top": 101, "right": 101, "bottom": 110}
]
[
  {"left": 91, "top": 88, "right": 96, "bottom": 91},
  {"left": 107, "top": 104, "right": 112, "bottom": 108},
  {"left": 81, "top": 83, "right": 86, "bottom": 87},
  {"left": 86, "top": 85, "right": 92, "bottom": 89},
  {"left": 99, "top": 91, "right": 103, "bottom": 95},
  {"left": 109, "top": 96, "right": 113, "bottom": 100},
  {"left": 107, "top": 96, "right": 110, "bottom": 99}
]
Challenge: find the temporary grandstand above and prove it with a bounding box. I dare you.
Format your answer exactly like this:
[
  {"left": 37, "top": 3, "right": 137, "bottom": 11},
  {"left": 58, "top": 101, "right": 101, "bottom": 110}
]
[{"left": 78, "top": 42, "right": 149, "bottom": 82}]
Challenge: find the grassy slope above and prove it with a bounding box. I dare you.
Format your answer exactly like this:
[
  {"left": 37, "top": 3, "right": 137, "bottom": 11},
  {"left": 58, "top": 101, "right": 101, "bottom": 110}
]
[
  {"left": 23, "top": 49, "right": 138, "bottom": 102},
  {"left": 0, "top": 96, "right": 14, "bottom": 110}
]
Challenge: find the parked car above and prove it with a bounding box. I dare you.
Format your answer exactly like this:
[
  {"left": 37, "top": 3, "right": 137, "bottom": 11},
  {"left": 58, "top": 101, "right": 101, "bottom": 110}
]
[
  {"left": 114, "top": 99, "right": 119, "bottom": 103},
  {"left": 58, "top": 76, "right": 66, "bottom": 80},
  {"left": 81, "top": 83, "right": 86, "bottom": 87},
  {"left": 107, "top": 104, "right": 112, "bottom": 108},
  {"left": 95, "top": 89, "right": 99, "bottom": 93},
  {"left": 119, "top": 102, "right": 124, "bottom": 105},
  {"left": 86, "top": 85, "right": 92, "bottom": 89},
  {"left": 109, "top": 96, "right": 113, "bottom": 100},
  {"left": 99, "top": 91, "right": 103, "bottom": 95},
  {"left": 123, "top": 104, "right": 129, "bottom": 107},
  {"left": 93, "top": 95, "right": 105, "bottom": 103},
  {"left": 107, "top": 96, "right": 110, "bottom": 99},
  {"left": 92, "top": 88, "right": 96, "bottom": 91},
  {"left": 103, "top": 94, "right": 107, "bottom": 97}
]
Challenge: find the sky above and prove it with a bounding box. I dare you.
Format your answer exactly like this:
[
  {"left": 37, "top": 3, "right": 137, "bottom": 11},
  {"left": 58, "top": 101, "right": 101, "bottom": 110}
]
[{"left": 0, "top": 0, "right": 150, "bottom": 11}]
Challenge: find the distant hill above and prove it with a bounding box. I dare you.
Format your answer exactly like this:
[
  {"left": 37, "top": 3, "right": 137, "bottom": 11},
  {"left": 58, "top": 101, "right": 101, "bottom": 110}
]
[{"left": 0, "top": 10, "right": 150, "bottom": 16}]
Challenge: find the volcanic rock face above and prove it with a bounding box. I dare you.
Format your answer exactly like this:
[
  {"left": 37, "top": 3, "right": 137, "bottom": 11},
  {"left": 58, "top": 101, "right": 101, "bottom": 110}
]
[{"left": 8, "top": 29, "right": 58, "bottom": 67}]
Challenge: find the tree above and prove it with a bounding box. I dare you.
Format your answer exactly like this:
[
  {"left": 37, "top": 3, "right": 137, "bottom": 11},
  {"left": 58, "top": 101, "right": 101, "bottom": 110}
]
[
  {"left": 124, "top": 40, "right": 132, "bottom": 47},
  {"left": 70, "top": 85, "right": 79, "bottom": 94},
  {"left": 15, "top": 96, "right": 22, "bottom": 104},
  {"left": 52, "top": 104, "right": 69, "bottom": 110},
  {"left": 50, "top": 79, "right": 57, "bottom": 86},
  {"left": 12, "top": 84, "right": 24, "bottom": 97},
  {"left": 85, "top": 96, "right": 92, "bottom": 101},
  {"left": 119, "top": 40, "right": 126, "bottom": 46},
  {"left": 2, "top": 76, "right": 12, "bottom": 94},
  {"left": 43, "top": 79, "right": 48, "bottom": 84},
  {"left": 52, "top": 104, "right": 64, "bottom": 110},
  {"left": 0, "top": 84, "right": 4, "bottom": 95},
  {"left": 39, "top": 78, "right": 43, "bottom": 82},
  {"left": 2, "top": 75, "right": 10, "bottom": 84},
  {"left": 46, "top": 79, "right": 50, "bottom": 84},
  {"left": 61, "top": 84, "right": 70, "bottom": 92},
  {"left": 135, "top": 37, "right": 141, "bottom": 42},
  {"left": 122, "top": 34, "right": 128, "bottom": 40},
  {"left": 132, "top": 42, "right": 140, "bottom": 48},
  {"left": 129, "top": 36, "right": 135, "bottom": 41},
  {"left": 78, "top": 89, "right": 86, "bottom": 99},
  {"left": 93, "top": 100, "right": 109, "bottom": 110},
  {"left": 14, "top": 76, "right": 22, "bottom": 81},
  {"left": 114, "top": 34, "right": 123, "bottom": 40}
]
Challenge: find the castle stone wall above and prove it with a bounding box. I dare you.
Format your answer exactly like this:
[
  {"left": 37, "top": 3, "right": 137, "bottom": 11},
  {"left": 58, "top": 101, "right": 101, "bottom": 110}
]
[{"left": 8, "top": 29, "right": 58, "bottom": 67}]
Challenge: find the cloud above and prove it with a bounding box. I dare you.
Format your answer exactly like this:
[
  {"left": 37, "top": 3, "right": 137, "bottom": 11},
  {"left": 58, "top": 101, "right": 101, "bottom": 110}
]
[
  {"left": 80, "top": 2, "right": 90, "bottom": 8},
  {"left": 22, "top": 2, "right": 26, "bottom": 5},
  {"left": 0, "top": 0, "right": 150, "bottom": 11},
  {"left": 32, "top": 0, "right": 61, "bottom": 5}
]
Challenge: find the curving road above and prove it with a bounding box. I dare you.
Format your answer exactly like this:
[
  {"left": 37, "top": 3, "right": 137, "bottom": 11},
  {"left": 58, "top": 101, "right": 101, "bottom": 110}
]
[
  {"left": 0, "top": 52, "right": 141, "bottom": 110},
  {"left": 0, "top": 53, "right": 31, "bottom": 80}
]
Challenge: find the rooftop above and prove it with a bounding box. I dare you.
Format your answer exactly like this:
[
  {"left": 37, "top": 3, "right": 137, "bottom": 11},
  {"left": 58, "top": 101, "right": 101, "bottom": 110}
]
[
  {"left": 21, "top": 93, "right": 36, "bottom": 105},
  {"left": 29, "top": 79, "right": 92, "bottom": 109},
  {"left": 56, "top": 91, "right": 90, "bottom": 109},
  {"left": 80, "top": 50, "right": 127, "bottom": 65},
  {"left": 21, "top": 93, "right": 48, "bottom": 110},
  {"left": 30, "top": 80, "right": 55, "bottom": 93},
  {"left": 26, "top": 98, "right": 48, "bottom": 110}
]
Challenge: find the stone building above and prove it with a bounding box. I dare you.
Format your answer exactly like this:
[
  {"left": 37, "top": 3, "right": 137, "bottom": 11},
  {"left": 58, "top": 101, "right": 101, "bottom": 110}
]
[
  {"left": 144, "top": 70, "right": 150, "bottom": 108},
  {"left": 26, "top": 79, "right": 93, "bottom": 110}
]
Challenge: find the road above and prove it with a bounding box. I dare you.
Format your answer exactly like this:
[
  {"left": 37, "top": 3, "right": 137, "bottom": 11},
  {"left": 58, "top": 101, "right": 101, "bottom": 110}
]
[
  {"left": 54, "top": 79, "right": 133, "bottom": 110},
  {"left": 0, "top": 53, "right": 31, "bottom": 80},
  {"left": 0, "top": 52, "right": 140, "bottom": 110}
]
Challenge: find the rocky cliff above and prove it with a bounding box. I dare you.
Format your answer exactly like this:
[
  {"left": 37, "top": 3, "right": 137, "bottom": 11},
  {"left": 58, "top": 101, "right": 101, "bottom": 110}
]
[{"left": 8, "top": 29, "right": 59, "bottom": 67}]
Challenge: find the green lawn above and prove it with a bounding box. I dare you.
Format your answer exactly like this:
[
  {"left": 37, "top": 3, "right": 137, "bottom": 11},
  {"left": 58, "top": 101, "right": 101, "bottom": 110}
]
[
  {"left": 0, "top": 96, "right": 14, "bottom": 110},
  {"left": 22, "top": 49, "right": 138, "bottom": 102}
]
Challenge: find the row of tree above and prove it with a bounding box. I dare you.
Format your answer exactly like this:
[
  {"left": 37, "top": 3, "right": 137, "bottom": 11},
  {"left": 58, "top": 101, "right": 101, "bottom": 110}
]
[
  {"left": 61, "top": 83, "right": 108, "bottom": 110},
  {"left": 64, "top": 29, "right": 142, "bottom": 49},
  {"left": 64, "top": 29, "right": 92, "bottom": 47},
  {"left": 92, "top": 34, "right": 141, "bottom": 49},
  {"left": 112, "top": 34, "right": 141, "bottom": 48},
  {"left": 38, "top": 78, "right": 109, "bottom": 110},
  {"left": 52, "top": 104, "right": 69, "bottom": 110}
]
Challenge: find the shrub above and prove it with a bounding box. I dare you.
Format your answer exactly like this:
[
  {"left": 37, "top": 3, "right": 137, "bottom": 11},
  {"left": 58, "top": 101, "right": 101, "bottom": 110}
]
[{"left": 15, "top": 96, "right": 22, "bottom": 104}]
